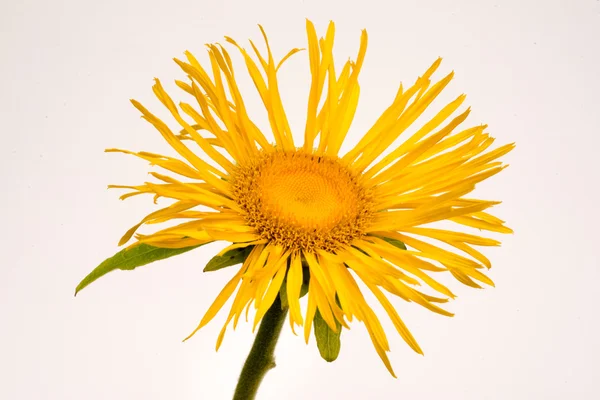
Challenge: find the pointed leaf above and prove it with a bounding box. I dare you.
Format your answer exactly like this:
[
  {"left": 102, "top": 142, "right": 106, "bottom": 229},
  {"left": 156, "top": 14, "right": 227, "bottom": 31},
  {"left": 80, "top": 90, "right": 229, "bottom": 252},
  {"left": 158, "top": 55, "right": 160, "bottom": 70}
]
[
  {"left": 75, "top": 243, "right": 203, "bottom": 296},
  {"left": 279, "top": 278, "right": 289, "bottom": 309},
  {"left": 314, "top": 309, "right": 342, "bottom": 362},
  {"left": 203, "top": 246, "right": 253, "bottom": 272},
  {"left": 279, "top": 266, "right": 310, "bottom": 309},
  {"left": 381, "top": 236, "right": 407, "bottom": 250}
]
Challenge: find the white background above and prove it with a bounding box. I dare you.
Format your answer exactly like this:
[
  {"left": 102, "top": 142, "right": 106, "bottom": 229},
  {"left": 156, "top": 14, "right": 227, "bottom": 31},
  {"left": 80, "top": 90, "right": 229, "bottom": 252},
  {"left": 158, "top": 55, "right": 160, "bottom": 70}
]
[{"left": 1, "top": 0, "right": 599, "bottom": 398}]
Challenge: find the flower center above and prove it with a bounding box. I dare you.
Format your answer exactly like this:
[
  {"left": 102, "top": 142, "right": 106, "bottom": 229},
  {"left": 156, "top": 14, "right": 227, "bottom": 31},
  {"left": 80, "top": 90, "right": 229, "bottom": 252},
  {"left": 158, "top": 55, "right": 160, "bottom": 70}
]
[{"left": 231, "top": 151, "right": 374, "bottom": 252}]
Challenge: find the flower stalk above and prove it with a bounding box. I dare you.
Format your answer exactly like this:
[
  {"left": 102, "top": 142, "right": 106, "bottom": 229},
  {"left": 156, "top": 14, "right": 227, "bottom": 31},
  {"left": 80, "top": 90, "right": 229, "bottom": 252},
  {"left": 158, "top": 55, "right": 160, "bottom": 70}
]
[{"left": 233, "top": 296, "right": 288, "bottom": 400}]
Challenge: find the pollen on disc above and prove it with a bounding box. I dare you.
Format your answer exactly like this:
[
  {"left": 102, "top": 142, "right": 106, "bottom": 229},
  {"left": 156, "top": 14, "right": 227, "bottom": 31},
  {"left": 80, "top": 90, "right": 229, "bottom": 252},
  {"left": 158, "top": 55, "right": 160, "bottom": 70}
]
[{"left": 231, "top": 151, "right": 374, "bottom": 252}]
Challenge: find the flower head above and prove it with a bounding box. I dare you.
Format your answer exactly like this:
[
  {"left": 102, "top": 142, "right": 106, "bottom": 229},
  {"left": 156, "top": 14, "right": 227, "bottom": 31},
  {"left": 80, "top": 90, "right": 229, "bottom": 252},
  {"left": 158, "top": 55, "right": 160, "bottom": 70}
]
[{"left": 109, "top": 20, "right": 513, "bottom": 376}]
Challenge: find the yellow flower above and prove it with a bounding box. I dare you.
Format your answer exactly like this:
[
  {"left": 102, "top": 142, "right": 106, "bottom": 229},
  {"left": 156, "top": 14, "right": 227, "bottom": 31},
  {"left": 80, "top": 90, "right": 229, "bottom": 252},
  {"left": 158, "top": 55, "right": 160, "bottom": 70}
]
[{"left": 110, "top": 20, "right": 514, "bottom": 376}]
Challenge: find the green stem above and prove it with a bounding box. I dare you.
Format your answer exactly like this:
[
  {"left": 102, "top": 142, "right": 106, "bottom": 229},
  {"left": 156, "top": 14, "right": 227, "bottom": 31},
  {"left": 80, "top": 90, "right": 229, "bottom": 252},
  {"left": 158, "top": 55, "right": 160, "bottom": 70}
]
[{"left": 233, "top": 296, "right": 288, "bottom": 400}]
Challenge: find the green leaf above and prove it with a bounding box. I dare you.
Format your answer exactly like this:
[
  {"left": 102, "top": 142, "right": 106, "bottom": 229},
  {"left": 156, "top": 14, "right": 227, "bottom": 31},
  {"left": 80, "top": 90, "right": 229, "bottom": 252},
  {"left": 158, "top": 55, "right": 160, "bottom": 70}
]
[
  {"left": 381, "top": 236, "right": 407, "bottom": 250},
  {"left": 203, "top": 246, "right": 253, "bottom": 272},
  {"left": 75, "top": 244, "right": 202, "bottom": 296},
  {"left": 313, "top": 309, "right": 342, "bottom": 362},
  {"left": 279, "top": 279, "right": 289, "bottom": 309},
  {"left": 279, "top": 268, "right": 310, "bottom": 309}
]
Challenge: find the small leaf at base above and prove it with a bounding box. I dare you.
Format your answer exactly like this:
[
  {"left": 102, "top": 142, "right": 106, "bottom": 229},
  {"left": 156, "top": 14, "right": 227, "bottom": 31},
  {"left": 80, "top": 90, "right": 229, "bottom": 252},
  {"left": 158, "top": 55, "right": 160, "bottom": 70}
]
[
  {"left": 203, "top": 246, "right": 253, "bottom": 272},
  {"left": 279, "top": 262, "right": 310, "bottom": 309},
  {"left": 314, "top": 309, "right": 341, "bottom": 362},
  {"left": 381, "top": 236, "right": 407, "bottom": 250}
]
